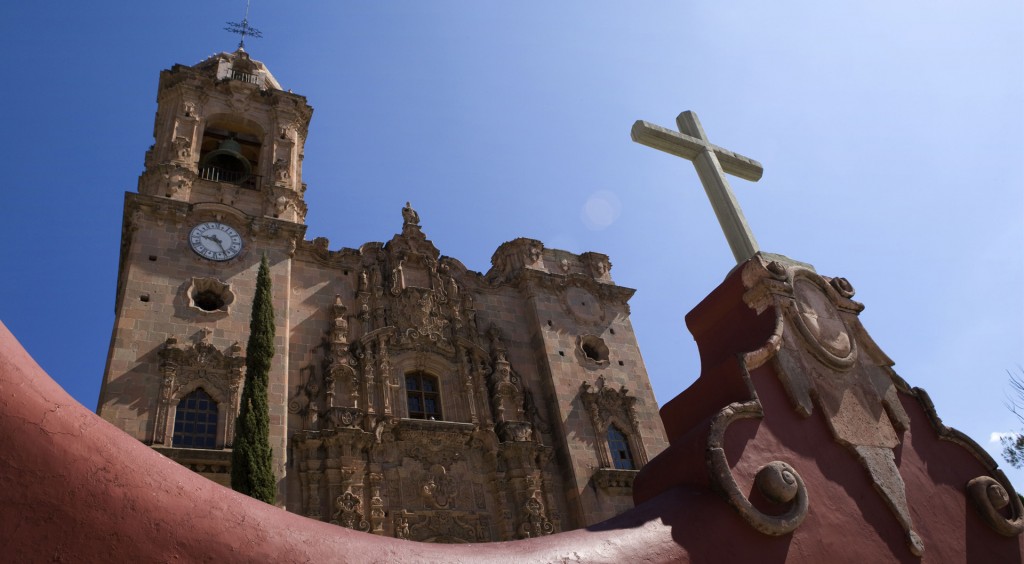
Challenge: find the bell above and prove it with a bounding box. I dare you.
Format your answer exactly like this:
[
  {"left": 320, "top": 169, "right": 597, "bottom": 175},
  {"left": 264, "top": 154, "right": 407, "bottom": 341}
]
[{"left": 200, "top": 136, "right": 252, "bottom": 182}]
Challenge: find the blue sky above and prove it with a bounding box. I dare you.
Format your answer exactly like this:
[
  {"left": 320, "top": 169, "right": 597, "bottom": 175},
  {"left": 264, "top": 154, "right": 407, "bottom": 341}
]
[{"left": 1, "top": 3, "right": 1021, "bottom": 486}]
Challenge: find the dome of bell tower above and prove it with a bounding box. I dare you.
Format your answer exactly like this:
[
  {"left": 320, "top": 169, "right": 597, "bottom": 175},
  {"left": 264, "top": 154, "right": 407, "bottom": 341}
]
[{"left": 191, "top": 47, "right": 283, "bottom": 91}]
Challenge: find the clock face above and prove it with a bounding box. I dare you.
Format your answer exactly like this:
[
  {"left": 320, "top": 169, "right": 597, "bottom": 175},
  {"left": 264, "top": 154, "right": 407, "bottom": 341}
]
[{"left": 189, "top": 222, "right": 242, "bottom": 261}]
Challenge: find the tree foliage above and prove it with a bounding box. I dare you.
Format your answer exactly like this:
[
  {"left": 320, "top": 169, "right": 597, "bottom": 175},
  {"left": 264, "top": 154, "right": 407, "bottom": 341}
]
[
  {"left": 1001, "top": 368, "right": 1024, "bottom": 469},
  {"left": 231, "top": 254, "right": 277, "bottom": 503}
]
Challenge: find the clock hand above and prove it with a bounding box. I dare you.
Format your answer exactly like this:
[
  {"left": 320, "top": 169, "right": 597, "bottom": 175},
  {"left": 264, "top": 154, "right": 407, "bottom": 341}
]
[{"left": 202, "top": 234, "right": 227, "bottom": 253}]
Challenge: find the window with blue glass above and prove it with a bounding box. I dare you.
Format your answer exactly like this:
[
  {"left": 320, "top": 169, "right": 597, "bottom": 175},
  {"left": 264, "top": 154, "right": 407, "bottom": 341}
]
[
  {"left": 607, "top": 425, "right": 635, "bottom": 470},
  {"left": 406, "top": 372, "right": 442, "bottom": 420},
  {"left": 172, "top": 388, "right": 219, "bottom": 449}
]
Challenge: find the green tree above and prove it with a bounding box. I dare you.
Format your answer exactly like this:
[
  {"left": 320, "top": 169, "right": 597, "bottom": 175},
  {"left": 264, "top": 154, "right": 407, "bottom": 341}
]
[
  {"left": 1001, "top": 368, "right": 1024, "bottom": 469},
  {"left": 231, "top": 254, "right": 277, "bottom": 503}
]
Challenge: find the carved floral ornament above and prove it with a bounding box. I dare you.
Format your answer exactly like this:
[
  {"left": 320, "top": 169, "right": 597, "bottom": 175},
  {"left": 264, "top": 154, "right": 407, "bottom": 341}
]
[{"left": 705, "top": 255, "right": 1024, "bottom": 556}]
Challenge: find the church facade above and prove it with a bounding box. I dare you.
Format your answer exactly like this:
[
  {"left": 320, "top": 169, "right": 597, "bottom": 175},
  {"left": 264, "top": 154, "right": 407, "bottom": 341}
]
[{"left": 97, "top": 48, "right": 668, "bottom": 542}]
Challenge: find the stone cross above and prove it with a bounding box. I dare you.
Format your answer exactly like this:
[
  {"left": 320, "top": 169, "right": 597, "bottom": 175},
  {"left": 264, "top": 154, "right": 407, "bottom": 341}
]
[{"left": 631, "top": 111, "right": 763, "bottom": 264}]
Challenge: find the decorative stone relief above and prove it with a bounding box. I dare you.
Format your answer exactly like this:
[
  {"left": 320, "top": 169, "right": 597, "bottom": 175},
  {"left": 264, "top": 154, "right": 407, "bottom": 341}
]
[
  {"left": 487, "top": 238, "right": 546, "bottom": 283},
  {"left": 592, "top": 468, "right": 637, "bottom": 495},
  {"left": 173, "top": 136, "right": 192, "bottom": 160},
  {"left": 410, "top": 510, "right": 483, "bottom": 543},
  {"left": 725, "top": 256, "right": 940, "bottom": 553},
  {"left": 967, "top": 476, "right": 1024, "bottom": 536},
  {"left": 518, "top": 493, "right": 554, "bottom": 539},
  {"left": 580, "top": 252, "right": 612, "bottom": 282},
  {"left": 707, "top": 400, "right": 809, "bottom": 537},
  {"left": 580, "top": 376, "right": 647, "bottom": 470},
  {"left": 331, "top": 491, "right": 370, "bottom": 532},
  {"left": 154, "top": 333, "right": 244, "bottom": 447},
  {"left": 420, "top": 464, "right": 458, "bottom": 509}
]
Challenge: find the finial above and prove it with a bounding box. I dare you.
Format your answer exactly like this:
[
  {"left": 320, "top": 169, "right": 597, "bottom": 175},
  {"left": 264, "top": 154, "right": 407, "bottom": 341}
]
[{"left": 225, "top": 0, "right": 263, "bottom": 50}]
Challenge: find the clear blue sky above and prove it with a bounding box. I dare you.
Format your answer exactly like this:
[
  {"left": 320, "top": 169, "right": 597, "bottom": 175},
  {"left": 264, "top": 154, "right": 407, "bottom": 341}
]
[{"left": 1, "top": 3, "right": 1021, "bottom": 485}]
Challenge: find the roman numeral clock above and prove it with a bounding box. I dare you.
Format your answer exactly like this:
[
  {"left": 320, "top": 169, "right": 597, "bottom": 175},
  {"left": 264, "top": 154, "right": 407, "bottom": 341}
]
[{"left": 189, "top": 221, "right": 243, "bottom": 261}]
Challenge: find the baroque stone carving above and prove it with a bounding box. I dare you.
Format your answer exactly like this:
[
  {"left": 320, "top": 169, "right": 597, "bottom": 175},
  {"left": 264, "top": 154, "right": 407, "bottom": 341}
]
[
  {"left": 154, "top": 333, "right": 245, "bottom": 447},
  {"left": 420, "top": 464, "right": 458, "bottom": 509},
  {"left": 331, "top": 491, "right": 370, "bottom": 532},
  {"left": 967, "top": 476, "right": 1024, "bottom": 536},
  {"left": 592, "top": 468, "right": 637, "bottom": 494},
  {"left": 173, "top": 135, "right": 192, "bottom": 159},
  {"left": 518, "top": 493, "right": 554, "bottom": 539},
  {"left": 707, "top": 400, "right": 809, "bottom": 537}
]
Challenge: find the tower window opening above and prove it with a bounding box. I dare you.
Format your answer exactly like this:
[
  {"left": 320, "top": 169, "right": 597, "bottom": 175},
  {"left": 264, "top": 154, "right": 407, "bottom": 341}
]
[
  {"left": 607, "top": 425, "right": 635, "bottom": 470},
  {"left": 173, "top": 388, "right": 219, "bottom": 449},
  {"left": 579, "top": 335, "right": 610, "bottom": 363},
  {"left": 406, "top": 372, "right": 442, "bottom": 420},
  {"left": 197, "top": 126, "right": 262, "bottom": 190},
  {"left": 193, "top": 290, "right": 226, "bottom": 312}
]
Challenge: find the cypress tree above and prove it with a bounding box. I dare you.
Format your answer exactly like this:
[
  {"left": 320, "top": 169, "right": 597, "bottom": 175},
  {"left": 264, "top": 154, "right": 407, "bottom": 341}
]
[{"left": 231, "top": 253, "right": 277, "bottom": 503}]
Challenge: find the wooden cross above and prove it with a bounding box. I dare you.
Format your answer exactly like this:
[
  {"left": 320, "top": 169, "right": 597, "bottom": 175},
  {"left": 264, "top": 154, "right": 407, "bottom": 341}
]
[{"left": 631, "top": 111, "right": 763, "bottom": 264}]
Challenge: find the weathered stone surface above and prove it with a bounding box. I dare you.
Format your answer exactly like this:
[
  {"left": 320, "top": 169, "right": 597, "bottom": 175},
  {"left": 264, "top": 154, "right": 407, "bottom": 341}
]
[{"left": 97, "top": 50, "right": 669, "bottom": 539}]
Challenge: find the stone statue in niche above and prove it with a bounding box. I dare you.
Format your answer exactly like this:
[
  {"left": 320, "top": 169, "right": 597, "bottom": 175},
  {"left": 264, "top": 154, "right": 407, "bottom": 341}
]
[
  {"left": 274, "top": 158, "right": 290, "bottom": 181},
  {"left": 391, "top": 259, "right": 405, "bottom": 295},
  {"left": 528, "top": 244, "right": 543, "bottom": 265},
  {"left": 173, "top": 136, "right": 192, "bottom": 159},
  {"left": 393, "top": 511, "right": 411, "bottom": 539},
  {"left": 275, "top": 196, "right": 291, "bottom": 217},
  {"left": 331, "top": 296, "right": 349, "bottom": 344}
]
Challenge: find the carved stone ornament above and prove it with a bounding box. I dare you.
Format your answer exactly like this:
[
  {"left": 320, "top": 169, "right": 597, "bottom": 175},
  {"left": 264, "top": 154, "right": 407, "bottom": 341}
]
[
  {"left": 330, "top": 491, "right": 370, "bottom": 532},
  {"left": 707, "top": 399, "right": 809, "bottom": 536},
  {"left": 486, "top": 238, "right": 546, "bottom": 283},
  {"left": 154, "top": 333, "right": 245, "bottom": 447},
  {"left": 579, "top": 376, "right": 647, "bottom": 469},
  {"left": 420, "top": 464, "right": 458, "bottom": 509},
  {"left": 518, "top": 493, "right": 554, "bottom": 539},
  {"left": 410, "top": 510, "right": 482, "bottom": 543},
  {"left": 702, "top": 253, "right": 1024, "bottom": 556},
  {"left": 580, "top": 376, "right": 639, "bottom": 433},
  {"left": 592, "top": 468, "right": 637, "bottom": 495},
  {"left": 967, "top": 476, "right": 1024, "bottom": 536}
]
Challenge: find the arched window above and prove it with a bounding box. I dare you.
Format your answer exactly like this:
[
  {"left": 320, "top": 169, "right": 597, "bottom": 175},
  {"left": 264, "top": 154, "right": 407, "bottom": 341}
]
[
  {"left": 406, "top": 372, "right": 442, "bottom": 420},
  {"left": 607, "top": 425, "right": 635, "bottom": 470},
  {"left": 173, "top": 388, "right": 219, "bottom": 449}
]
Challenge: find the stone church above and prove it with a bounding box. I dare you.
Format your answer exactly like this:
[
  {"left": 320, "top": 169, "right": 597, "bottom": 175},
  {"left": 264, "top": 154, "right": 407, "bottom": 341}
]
[{"left": 96, "top": 48, "right": 669, "bottom": 542}]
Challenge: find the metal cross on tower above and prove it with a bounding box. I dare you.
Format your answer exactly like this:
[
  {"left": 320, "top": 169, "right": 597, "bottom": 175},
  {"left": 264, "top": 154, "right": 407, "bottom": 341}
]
[
  {"left": 631, "top": 111, "right": 764, "bottom": 264},
  {"left": 225, "top": 0, "right": 263, "bottom": 50}
]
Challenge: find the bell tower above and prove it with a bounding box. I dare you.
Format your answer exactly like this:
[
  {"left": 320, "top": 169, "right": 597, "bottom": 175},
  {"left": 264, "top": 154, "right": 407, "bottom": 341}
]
[
  {"left": 139, "top": 48, "right": 312, "bottom": 222},
  {"left": 98, "top": 48, "right": 313, "bottom": 493}
]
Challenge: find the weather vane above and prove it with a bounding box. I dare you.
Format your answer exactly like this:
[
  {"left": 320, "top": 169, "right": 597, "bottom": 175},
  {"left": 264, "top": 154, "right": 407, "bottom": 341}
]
[{"left": 225, "top": 0, "right": 263, "bottom": 50}]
